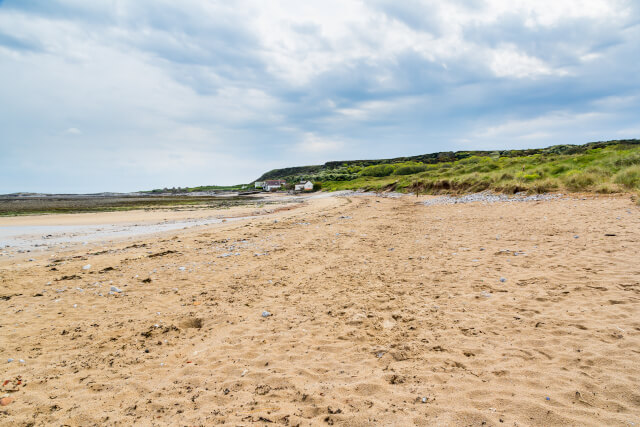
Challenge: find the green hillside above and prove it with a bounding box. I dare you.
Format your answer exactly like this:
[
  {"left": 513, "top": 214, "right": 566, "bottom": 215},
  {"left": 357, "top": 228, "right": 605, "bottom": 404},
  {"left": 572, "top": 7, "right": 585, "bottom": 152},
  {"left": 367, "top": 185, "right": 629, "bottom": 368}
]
[{"left": 254, "top": 139, "right": 640, "bottom": 196}]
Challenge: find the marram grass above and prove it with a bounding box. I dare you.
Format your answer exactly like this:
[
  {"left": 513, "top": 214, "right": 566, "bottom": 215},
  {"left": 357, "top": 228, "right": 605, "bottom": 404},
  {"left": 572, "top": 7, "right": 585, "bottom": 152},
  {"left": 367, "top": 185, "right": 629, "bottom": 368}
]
[{"left": 319, "top": 144, "right": 640, "bottom": 199}]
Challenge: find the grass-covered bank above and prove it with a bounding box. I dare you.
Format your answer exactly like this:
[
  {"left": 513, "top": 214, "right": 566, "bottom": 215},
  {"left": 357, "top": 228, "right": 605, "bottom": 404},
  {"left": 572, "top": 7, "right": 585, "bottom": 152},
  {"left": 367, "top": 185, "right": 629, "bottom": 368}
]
[{"left": 318, "top": 143, "right": 640, "bottom": 198}]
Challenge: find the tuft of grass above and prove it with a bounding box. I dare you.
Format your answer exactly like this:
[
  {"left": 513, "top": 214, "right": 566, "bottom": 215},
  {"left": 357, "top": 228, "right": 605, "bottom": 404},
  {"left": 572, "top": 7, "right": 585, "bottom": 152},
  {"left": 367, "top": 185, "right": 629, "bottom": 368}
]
[
  {"left": 614, "top": 166, "right": 640, "bottom": 189},
  {"left": 522, "top": 173, "right": 541, "bottom": 181},
  {"left": 594, "top": 183, "right": 620, "bottom": 194},
  {"left": 562, "top": 170, "right": 599, "bottom": 191}
]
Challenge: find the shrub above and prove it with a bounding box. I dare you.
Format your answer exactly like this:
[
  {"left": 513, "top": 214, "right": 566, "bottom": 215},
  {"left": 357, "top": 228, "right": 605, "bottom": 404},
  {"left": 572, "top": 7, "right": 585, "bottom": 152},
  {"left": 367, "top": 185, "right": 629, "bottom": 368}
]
[
  {"left": 360, "top": 164, "right": 395, "bottom": 177},
  {"left": 394, "top": 162, "right": 428, "bottom": 175},
  {"left": 613, "top": 153, "right": 640, "bottom": 167},
  {"left": 459, "top": 156, "right": 481, "bottom": 165}
]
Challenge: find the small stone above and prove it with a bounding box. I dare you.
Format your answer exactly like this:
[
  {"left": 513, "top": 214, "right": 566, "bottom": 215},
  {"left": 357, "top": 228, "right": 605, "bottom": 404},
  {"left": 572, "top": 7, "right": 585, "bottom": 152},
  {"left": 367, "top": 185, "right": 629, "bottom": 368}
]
[
  {"left": 7, "top": 358, "right": 13, "bottom": 363},
  {"left": 110, "top": 286, "right": 122, "bottom": 293},
  {"left": 19, "top": 359, "right": 25, "bottom": 364},
  {"left": 82, "top": 264, "right": 91, "bottom": 270},
  {"left": 500, "top": 278, "right": 506, "bottom": 283},
  {"left": 0, "top": 397, "right": 13, "bottom": 406},
  {"left": 178, "top": 266, "right": 186, "bottom": 271},
  {"left": 261, "top": 311, "right": 271, "bottom": 318},
  {"left": 421, "top": 397, "right": 428, "bottom": 403},
  {"left": 574, "top": 235, "right": 579, "bottom": 239}
]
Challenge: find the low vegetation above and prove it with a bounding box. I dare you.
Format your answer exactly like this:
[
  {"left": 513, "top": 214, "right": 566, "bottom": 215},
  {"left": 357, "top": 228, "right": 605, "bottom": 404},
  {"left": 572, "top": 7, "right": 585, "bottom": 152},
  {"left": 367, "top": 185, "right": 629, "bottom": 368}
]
[
  {"left": 322, "top": 144, "right": 640, "bottom": 196},
  {"left": 257, "top": 140, "right": 640, "bottom": 197}
]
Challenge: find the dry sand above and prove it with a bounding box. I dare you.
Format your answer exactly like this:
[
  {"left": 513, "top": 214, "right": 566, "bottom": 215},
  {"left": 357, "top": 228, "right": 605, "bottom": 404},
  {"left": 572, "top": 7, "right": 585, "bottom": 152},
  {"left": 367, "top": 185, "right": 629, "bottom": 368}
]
[{"left": 1, "top": 193, "right": 639, "bottom": 426}]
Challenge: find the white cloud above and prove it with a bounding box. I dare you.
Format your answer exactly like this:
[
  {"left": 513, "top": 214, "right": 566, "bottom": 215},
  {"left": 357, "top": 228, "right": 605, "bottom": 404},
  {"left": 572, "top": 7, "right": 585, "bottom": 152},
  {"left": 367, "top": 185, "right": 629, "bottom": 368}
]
[
  {"left": 294, "top": 133, "right": 343, "bottom": 153},
  {"left": 490, "top": 46, "right": 569, "bottom": 78},
  {"left": 65, "top": 127, "right": 82, "bottom": 135},
  {"left": 478, "top": 111, "right": 606, "bottom": 139}
]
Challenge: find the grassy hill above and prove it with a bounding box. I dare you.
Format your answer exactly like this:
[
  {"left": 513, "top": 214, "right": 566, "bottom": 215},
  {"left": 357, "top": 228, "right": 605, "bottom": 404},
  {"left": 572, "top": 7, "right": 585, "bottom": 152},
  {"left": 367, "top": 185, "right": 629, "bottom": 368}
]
[{"left": 255, "top": 139, "right": 640, "bottom": 195}]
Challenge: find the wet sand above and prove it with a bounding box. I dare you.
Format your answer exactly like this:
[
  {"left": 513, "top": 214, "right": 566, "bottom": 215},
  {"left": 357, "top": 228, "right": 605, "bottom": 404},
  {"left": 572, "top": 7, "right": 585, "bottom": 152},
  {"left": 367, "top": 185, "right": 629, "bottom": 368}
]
[
  {"left": 0, "top": 199, "right": 302, "bottom": 257},
  {"left": 1, "top": 193, "right": 639, "bottom": 425}
]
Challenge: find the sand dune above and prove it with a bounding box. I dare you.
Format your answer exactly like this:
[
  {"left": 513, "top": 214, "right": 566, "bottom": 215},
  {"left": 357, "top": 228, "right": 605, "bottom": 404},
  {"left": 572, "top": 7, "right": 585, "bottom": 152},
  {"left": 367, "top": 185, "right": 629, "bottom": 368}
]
[{"left": 1, "top": 194, "right": 639, "bottom": 425}]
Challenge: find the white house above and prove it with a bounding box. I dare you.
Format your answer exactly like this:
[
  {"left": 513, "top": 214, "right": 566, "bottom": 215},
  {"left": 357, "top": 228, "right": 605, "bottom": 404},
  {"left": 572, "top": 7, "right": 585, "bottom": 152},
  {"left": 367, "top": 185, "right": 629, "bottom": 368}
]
[
  {"left": 254, "top": 181, "right": 264, "bottom": 189},
  {"left": 264, "top": 180, "right": 286, "bottom": 191},
  {"left": 295, "top": 181, "right": 314, "bottom": 191}
]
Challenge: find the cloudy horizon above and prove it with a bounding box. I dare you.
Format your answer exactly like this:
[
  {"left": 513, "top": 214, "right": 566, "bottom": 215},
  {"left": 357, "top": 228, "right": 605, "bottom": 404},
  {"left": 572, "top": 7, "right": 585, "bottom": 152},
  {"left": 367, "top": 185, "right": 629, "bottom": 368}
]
[{"left": 1, "top": 0, "right": 639, "bottom": 193}]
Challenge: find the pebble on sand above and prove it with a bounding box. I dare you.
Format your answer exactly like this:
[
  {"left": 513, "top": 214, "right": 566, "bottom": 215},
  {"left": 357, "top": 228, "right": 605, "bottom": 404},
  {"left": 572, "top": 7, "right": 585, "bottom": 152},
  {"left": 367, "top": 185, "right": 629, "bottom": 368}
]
[
  {"left": 110, "top": 286, "right": 123, "bottom": 293},
  {"left": 261, "top": 311, "right": 272, "bottom": 318},
  {"left": 82, "top": 264, "right": 91, "bottom": 270}
]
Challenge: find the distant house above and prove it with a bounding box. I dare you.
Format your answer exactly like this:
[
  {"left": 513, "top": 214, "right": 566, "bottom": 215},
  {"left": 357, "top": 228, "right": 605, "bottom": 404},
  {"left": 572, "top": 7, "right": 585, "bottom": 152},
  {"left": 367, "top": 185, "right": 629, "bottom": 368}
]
[
  {"left": 295, "top": 181, "right": 314, "bottom": 191},
  {"left": 264, "top": 179, "right": 286, "bottom": 191},
  {"left": 254, "top": 181, "right": 264, "bottom": 189}
]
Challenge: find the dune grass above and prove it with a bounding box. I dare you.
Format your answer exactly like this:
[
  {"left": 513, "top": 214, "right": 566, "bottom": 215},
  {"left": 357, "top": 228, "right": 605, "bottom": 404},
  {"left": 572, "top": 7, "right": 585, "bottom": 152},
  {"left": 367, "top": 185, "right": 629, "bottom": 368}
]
[{"left": 320, "top": 144, "right": 640, "bottom": 199}]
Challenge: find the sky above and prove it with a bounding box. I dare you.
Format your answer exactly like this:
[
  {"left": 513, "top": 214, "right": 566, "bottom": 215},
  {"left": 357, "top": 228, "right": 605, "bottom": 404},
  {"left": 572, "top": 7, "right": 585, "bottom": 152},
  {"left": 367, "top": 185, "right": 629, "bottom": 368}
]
[{"left": 0, "top": 0, "right": 639, "bottom": 193}]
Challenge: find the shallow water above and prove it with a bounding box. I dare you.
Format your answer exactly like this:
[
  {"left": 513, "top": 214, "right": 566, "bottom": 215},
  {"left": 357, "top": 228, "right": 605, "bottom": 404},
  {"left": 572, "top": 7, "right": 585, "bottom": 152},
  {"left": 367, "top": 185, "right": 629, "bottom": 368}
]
[
  {"left": 0, "top": 215, "right": 247, "bottom": 255},
  {"left": 0, "top": 191, "right": 355, "bottom": 257}
]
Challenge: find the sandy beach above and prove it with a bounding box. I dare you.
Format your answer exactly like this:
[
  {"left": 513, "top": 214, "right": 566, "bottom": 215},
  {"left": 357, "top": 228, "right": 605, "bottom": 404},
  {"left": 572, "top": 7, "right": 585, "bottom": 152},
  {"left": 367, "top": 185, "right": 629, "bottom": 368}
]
[{"left": 1, "top": 193, "right": 639, "bottom": 425}]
